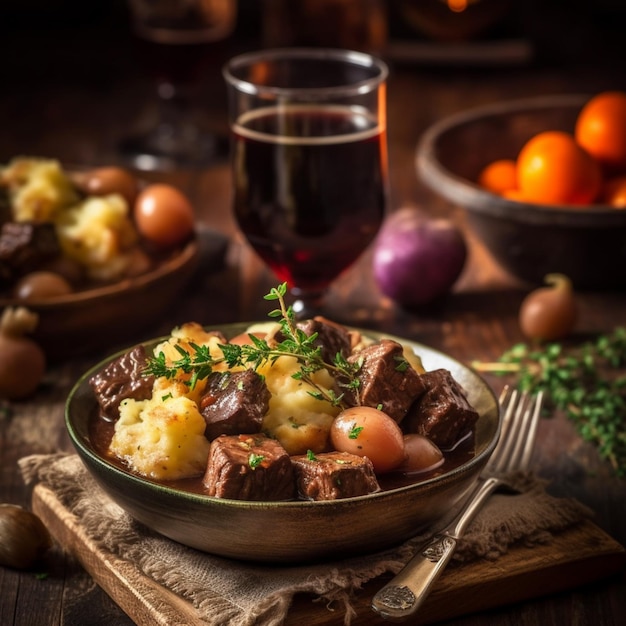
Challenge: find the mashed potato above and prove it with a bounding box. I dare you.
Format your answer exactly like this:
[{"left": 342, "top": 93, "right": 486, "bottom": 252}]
[
  {"left": 1, "top": 157, "right": 78, "bottom": 222},
  {"left": 109, "top": 326, "right": 234, "bottom": 479},
  {"left": 110, "top": 394, "right": 210, "bottom": 481},
  {"left": 55, "top": 194, "right": 138, "bottom": 281},
  {"left": 258, "top": 354, "right": 340, "bottom": 455},
  {"left": 151, "top": 322, "right": 230, "bottom": 404}
]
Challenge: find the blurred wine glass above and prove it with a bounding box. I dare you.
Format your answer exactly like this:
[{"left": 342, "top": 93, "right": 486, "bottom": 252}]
[
  {"left": 119, "top": 0, "right": 237, "bottom": 171},
  {"left": 223, "top": 48, "right": 389, "bottom": 317}
]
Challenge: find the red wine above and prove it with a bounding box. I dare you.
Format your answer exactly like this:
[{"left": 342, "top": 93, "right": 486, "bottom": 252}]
[{"left": 232, "top": 105, "right": 388, "bottom": 293}]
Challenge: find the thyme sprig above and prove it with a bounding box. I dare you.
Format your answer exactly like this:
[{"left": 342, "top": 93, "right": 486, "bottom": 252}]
[
  {"left": 472, "top": 327, "right": 626, "bottom": 476},
  {"left": 143, "top": 283, "right": 361, "bottom": 407}
]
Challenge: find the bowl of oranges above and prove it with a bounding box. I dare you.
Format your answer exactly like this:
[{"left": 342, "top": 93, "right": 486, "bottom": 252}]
[{"left": 416, "top": 92, "right": 626, "bottom": 290}]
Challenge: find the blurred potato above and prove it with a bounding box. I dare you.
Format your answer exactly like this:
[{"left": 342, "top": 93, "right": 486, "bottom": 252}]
[
  {"left": 55, "top": 194, "right": 138, "bottom": 281},
  {"left": 1, "top": 157, "right": 78, "bottom": 222}
]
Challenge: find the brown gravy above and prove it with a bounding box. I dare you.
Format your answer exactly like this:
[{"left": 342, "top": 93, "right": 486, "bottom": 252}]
[{"left": 89, "top": 409, "right": 476, "bottom": 498}]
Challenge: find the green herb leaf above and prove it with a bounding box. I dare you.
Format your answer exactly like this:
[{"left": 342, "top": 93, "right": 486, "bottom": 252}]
[
  {"left": 248, "top": 453, "right": 265, "bottom": 469},
  {"left": 394, "top": 355, "right": 409, "bottom": 372},
  {"left": 349, "top": 425, "right": 364, "bottom": 439},
  {"left": 472, "top": 327, "right": 626, "bottom": 476}
]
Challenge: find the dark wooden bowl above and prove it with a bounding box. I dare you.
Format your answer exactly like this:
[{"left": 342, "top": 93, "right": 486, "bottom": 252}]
[
  {"left": 416, "top": 94, "right": 626, "bottom": 291},
  {"left": 0, "top": 239, "right": 198, "bottom": 360}
]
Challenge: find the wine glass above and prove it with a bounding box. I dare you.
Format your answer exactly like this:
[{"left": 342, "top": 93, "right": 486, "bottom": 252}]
[
  {"left": 223, "top": 48, "right": 389, "bottom": 317},
  {"left": 119, "top": 0, "right": 237, "bottom": 171}
]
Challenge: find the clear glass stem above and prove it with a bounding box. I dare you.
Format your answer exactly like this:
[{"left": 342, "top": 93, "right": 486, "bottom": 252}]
[
  {"left": 290, "top": 287, "right": 328, "bottom": 319},
  {"left": 118, "top": 78, "right": 226, "bottom": 170}
]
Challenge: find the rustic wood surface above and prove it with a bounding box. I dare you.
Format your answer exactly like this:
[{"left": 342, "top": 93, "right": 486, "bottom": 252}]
[
  {"left": 2, "top": 2, "right": 626, "bottom": 624},
  {"left": 30, "top": 484, "right": 626, "bottom": 626}
]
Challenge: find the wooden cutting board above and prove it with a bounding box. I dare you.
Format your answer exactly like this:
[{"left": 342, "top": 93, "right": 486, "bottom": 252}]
[{"left": 32, "top": 483, "right": 626, "bottom": 626}]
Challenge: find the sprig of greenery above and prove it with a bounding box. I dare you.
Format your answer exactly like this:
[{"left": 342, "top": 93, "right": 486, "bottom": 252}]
[
  {"left": 472, "top": 327, "right": 626, "bottom": 476},
  {"left": 145, "top": 342, "right": 220, "bottom": 390},
  {"left": 143, "top": 283, "right": 361, "bottom": 407}
]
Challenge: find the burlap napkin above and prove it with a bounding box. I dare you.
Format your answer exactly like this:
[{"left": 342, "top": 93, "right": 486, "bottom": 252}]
[{"left": 19, "top": 453, "right": 592, "bottom": 626}]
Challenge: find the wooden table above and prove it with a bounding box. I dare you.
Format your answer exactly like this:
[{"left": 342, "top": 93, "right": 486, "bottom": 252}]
[{"left": 2, "top": 5, "right": 626, "bottom": 624}]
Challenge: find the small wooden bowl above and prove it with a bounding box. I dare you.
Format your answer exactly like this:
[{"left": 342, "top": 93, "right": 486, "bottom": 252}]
[
  {"left": 0, "top": 239, "right": 198, "bottom": 360},
  {"left": 416, "top": 94, "right": 626, "bottom": 290}
]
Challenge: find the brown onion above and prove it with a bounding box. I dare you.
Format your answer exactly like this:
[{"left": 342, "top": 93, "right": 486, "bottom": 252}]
[
  {"left": 0, "top": 308, "right": 46, "bottom": 400},
  {"left": 519, "top": 273, "right": 577, "bottom": 341},
  {"left": 13, "top": 271, "right": 73, "bottom": 301},
  {"left": 74, "top": 166, "right": 139, "bottom": 206}
]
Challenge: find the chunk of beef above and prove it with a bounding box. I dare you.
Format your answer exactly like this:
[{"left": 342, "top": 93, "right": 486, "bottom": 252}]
[
  {"left": 296, "top": 316, "right": 353, "bottom": 363},
  {"left": 404, "top": 369, "right": 479, "bottom": 449},
  {"left": 0, "top": 221, "right": 60, "bottom": 286},
  {"left": 203, "top": 434, "right": 295, "bottom": 501},
  {"left": 291, "top": 451, "right": 380, "bottom": 501},
  {"left": 199, "top": 369, "right": 270, "bottom": 440},
  {"left": 340, "top": 339, "right": 427, "bottom": 422},
  {"left": 271, "top": 316, "right": 352, "bottom": 364},
  {"left": 89, "top": 345, "right": 155, "bottom": 422}
]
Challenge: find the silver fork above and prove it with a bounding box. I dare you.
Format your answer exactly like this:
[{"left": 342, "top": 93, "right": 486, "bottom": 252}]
[{"left": 371, "top": 386, "right": 544, "bottom": 621}]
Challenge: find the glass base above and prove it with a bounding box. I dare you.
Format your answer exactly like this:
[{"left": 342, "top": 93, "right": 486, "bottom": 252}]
[
  {"left": 117, "top": 122, "right": 228, "bottom": 171},
  {"left": 291, "top": 288, "right": 327, "bottom": 320}
]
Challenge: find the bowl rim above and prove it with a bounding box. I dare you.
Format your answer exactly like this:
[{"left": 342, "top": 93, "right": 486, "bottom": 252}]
[
  {"left": 0, "top": 237, "right": 198, "bottom": 309},
  {"left": 416, "top": 93, "right": 626, "bottom": 226},
  {"left": 65, "top": 323, "right": 500, "bottom": 511}
]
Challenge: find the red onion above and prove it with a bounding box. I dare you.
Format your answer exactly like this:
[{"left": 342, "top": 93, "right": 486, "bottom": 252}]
[{"left": 372, "top": 208, "right": 467, "bottom": 307}]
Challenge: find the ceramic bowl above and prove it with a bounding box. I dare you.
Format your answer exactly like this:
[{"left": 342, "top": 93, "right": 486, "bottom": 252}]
[
  {"left": 65, "top": 323, "right": 499, "bottom": 564},
  {"left": 416, "top": 94, "right": 626, "bottom": 290},
  {"left": 0, "top": 239, "right": 198, "bottom": 360}
]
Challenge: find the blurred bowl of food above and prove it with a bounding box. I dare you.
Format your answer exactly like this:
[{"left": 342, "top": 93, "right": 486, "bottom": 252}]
[
  {"left": 0, "top": 158, "right": 199, "bottom": 359},
  {"left": 66, "top": 317, "right": 500, "bottom": 564},
  {"left": 416, "top": 93, "right": 626, "bottom": 290}
]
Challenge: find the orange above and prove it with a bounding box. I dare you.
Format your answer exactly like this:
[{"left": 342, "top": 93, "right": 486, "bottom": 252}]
[
  {"left": 516, "top": 130, "right": 602, "bottom": 205},
  {"left": 575, "top": 90, "right": 626, "bottom": 173},
  {"left": 477, "top": 159, "right": 517, "bottom": 195},
  {"left": 502, "top": 188, "right": 529, "bottom": 202},
  {"left": 602, "top": 176, "right": 626, "bottom": 208}
]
